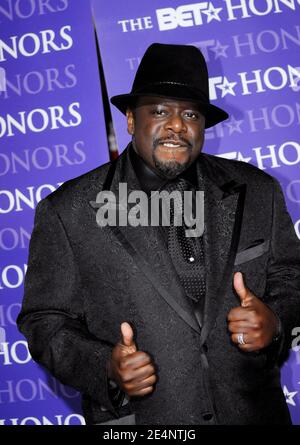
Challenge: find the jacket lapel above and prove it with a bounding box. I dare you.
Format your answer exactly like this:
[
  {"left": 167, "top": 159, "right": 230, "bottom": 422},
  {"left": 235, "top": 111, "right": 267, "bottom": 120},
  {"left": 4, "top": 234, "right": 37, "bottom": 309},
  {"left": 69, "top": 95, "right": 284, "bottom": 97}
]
[
  {"left": 197, "top": 156, "right": 246, "bottom": 346},
  {"left": 90, "top": 148, "right": 201, "bottom": 335},
  {"left": 89, "top": 148, "right": 246, "bottom": 339}
]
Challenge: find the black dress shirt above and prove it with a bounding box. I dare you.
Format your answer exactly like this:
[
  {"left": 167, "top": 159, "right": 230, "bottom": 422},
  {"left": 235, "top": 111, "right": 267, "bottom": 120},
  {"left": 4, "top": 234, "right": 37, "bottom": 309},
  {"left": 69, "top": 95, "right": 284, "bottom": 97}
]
[{"left": 129, "top": 143, "right": 199, "bottom": 193}]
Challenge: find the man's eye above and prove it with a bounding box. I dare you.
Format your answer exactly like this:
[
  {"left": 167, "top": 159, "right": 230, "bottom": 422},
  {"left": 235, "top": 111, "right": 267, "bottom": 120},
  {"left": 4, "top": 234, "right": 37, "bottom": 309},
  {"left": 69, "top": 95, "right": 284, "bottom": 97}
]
[
  {"left": 184, "top": 111, "right": 199, "bottom": 119},
  {"left": 151, "top": 109, "right": 167, "bottom": 116}
]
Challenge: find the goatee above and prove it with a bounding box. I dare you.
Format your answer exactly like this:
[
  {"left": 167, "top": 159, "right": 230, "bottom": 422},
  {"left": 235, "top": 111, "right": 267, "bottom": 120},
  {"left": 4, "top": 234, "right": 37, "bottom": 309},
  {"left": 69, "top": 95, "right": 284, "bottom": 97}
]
[{"left": 153, "top": 156, "right": 189, "bottom": 179}]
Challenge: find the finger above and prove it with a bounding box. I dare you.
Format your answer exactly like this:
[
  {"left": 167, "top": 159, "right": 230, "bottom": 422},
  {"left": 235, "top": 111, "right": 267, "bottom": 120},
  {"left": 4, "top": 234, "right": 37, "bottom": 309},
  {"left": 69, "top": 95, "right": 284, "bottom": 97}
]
[
  {"left": 235, "top": 341, "right": 262, "bottom": 352},
  {"left": 120, "top": 322, "right": 134, "bottom": 347},
  {"left": 231, "top": 332, "right": 253, "bottom": 346},
  {"left": 228, "top": 321, "right": 258, "bottom": 333},
  {"left": 121, "top": 352, "right": 151, "bottom": 370},
  {"left": 120, "top": 322, "right": 135, "bottom": 347},
  {"left": 227, "top": 306, "right": 251, "bottom": 322},
  {"left": 130, "top": 385, "right": 154, "bottom": 397},
  {"left": 119, "top": 363, "right": 156, "bottom": 383},
  {"left": 126, "top": 374, "right": 157, "bottom": 393},
  {"left": 236, "top": 343, "right": 259, "bottom": 352},
  {"left": 130, "top": 363, "right": 156, "bottom": 381},
  {"left": 233, "top": 272, "right": 252, "bottom": 307}
]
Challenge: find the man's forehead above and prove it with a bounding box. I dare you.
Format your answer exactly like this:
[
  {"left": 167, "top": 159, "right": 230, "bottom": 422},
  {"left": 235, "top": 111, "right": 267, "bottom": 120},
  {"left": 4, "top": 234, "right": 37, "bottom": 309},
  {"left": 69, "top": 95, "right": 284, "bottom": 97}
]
[{"left": 134, "top": 96, "right": 202, "bottom": 110}]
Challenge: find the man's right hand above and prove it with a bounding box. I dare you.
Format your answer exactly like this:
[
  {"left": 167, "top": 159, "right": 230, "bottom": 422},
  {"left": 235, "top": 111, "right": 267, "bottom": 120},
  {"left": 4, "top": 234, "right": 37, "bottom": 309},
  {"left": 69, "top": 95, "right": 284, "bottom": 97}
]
[{"left": 108, "top": 322, "right": 157, "bottom": 397}]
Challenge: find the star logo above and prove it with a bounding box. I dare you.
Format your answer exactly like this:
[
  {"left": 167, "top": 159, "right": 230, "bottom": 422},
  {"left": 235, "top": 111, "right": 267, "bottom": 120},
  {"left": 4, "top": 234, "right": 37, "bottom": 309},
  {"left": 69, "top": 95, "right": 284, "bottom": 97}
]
[
  {"left": 202, "top": 3, "right": 223, "bottom": 23},
  {"left": 225, "top": 116, "right": 243, "bottom": 135},
  {"left": 216, "top": 152, "right": 237, "bottom": 160},
  {"left": 211, "top": 40, "right": 229, "bottom": 59},
  {"left": 283, "top": 385, "right": 298, "bottom": 407},
  {"left": 216, "top": 77, "right": 237, "bottom": 97},
  {"left": 237, "top": 152, "right": 252, "bottom": 163},
  {"left": 216, "top": 152, "right": 252, "bottom": 162}
]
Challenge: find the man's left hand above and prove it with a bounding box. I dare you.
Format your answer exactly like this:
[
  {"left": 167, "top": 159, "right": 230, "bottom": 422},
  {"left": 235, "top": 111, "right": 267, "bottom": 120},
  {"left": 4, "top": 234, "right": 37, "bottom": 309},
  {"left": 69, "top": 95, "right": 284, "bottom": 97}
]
[{"left": 227, "top": 272, "right": 279, "bottom": 352}]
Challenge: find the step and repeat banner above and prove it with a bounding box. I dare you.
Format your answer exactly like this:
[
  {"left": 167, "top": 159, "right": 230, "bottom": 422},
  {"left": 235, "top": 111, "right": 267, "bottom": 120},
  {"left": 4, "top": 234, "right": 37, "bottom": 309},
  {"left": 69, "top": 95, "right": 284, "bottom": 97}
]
[
  {"left": 1, "top": 0, "right": 299, "bottom": 426},
  {"left": 0, "top": 0, "right": 109, "bottom": 425},
  {"left": 92, "top": 0, "right": 300, "bottom": 424}
]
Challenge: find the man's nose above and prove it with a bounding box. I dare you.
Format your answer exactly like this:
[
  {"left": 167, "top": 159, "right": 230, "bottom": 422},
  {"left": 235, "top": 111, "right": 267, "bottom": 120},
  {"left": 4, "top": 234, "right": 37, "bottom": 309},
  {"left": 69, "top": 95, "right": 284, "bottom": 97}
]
[{"left": 164, "top": 113, "right": 187, "bottom": 133}]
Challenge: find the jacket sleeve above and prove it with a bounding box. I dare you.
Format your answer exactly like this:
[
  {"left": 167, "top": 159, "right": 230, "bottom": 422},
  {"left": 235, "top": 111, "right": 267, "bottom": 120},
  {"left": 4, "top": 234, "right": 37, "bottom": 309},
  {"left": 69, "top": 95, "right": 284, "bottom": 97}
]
[
  {"left": 17, "top": 197, "right": 123, "bottom": 416},
  {"left": 108, "top": 378, "right": 127, "bottom": 408},
  {"left": 264, "top": 177, "right": 300, "bottom": 364}
]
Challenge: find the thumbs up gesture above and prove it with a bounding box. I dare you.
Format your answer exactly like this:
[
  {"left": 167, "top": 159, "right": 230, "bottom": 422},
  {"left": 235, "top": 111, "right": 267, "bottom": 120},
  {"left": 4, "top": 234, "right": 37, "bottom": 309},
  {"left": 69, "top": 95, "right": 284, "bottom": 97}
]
[
  {"left": 227, "top": 272, "right": 279, "bottom": 352},
  {"left": 108, "top": 322, "right": 157, "bottom": 397}
]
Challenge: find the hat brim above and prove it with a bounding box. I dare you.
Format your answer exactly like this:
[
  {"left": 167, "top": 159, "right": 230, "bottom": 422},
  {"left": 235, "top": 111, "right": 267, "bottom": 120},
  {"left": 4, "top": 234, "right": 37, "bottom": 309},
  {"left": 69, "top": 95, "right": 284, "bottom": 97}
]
[{"left": 110, "top": 85, "right": 229, "bottom": 129}]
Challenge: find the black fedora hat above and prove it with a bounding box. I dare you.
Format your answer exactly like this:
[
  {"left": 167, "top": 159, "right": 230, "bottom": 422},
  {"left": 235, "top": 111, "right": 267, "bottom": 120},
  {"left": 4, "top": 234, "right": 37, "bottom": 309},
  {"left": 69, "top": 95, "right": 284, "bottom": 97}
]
[{"left": 110, "top": 43, "right": 229, "bottom": 129}]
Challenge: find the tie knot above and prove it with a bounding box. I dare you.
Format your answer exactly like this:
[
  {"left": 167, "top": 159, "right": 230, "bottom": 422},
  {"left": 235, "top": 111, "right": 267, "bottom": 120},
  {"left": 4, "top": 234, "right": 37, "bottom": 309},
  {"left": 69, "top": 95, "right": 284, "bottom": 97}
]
[{"left": 160, "top": 178, "right": 195, "bottom": 226}]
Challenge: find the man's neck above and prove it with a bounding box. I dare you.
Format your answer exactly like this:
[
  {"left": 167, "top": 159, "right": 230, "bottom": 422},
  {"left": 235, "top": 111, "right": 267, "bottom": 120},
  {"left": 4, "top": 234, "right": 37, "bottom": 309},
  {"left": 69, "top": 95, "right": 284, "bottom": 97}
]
[{"left": 129, "top": 144, "right": 199, "bottom": 194}]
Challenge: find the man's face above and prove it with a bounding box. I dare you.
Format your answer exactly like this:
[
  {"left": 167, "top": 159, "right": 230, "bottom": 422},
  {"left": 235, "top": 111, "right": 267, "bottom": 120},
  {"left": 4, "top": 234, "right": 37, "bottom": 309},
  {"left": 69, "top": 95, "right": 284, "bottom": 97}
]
[{"left": 126, "top": 96, "right": 206, "bottom": 179}]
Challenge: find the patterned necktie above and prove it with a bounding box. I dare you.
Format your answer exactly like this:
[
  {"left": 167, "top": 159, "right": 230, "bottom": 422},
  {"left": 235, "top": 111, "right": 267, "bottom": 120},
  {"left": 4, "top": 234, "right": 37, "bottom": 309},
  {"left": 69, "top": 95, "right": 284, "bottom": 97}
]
[{"left": 161, "top": 178, "right": 206, "bottom": 306}]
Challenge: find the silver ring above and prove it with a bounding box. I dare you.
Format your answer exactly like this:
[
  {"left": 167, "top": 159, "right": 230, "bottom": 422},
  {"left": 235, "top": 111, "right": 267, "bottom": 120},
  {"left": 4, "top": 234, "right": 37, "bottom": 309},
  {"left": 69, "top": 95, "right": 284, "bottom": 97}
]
[{"left": 237, "top": 333, "right": 246, "bottom": 345}]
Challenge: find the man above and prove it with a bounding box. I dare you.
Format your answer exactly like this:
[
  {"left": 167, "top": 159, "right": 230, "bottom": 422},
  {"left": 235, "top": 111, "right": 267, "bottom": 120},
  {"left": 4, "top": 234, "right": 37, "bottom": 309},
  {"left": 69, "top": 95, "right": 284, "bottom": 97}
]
[{"left": 17, "top": 43, "right": 300, "bottom": 425}]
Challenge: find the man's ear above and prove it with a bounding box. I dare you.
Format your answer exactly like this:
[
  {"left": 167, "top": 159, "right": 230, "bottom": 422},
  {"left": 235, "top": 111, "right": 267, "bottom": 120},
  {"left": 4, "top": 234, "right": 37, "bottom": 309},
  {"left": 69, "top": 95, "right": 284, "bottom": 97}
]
[{"left": 126, "top": 109, "right": 135, "bottom": 135}]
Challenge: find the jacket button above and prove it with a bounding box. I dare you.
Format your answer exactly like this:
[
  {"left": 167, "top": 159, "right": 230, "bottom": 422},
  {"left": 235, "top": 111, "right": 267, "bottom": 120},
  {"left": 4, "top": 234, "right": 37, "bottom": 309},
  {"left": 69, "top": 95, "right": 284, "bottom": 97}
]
[{"left": 202, "top": 412, "right": 213, "bottom": 421}]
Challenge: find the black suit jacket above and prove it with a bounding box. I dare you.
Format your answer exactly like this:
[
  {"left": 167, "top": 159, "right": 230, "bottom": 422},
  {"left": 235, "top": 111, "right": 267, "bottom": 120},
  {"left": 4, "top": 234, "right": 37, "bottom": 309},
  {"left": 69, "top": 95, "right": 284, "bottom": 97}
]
[{"left": 17, "top": 146, "right": 300, "bottom": 425}]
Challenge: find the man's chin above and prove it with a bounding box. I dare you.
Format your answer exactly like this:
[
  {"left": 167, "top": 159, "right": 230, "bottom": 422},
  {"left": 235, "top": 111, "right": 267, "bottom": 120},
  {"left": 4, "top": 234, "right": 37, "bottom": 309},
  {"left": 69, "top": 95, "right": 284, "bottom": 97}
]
[{"left": 153, "top": 158, "right": 189, "bottom": 179}]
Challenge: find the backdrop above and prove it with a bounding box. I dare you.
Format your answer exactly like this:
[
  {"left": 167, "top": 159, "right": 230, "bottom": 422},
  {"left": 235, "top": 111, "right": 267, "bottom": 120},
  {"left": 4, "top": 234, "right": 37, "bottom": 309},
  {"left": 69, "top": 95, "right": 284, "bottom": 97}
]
[
  {"left": 0, "top": 0, "right": 108, "bottom": 425},
  {"left": 92, "top": 0, "right": 300, "bottom": 425},
  {"left": 0, "top": 0, "right": 299, "bottom": 425}
]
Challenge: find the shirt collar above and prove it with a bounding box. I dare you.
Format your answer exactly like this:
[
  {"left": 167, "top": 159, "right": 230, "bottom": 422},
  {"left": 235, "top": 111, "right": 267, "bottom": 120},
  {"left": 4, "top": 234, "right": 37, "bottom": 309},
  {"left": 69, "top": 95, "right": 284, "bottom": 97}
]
[{"left": 129, "top": 143, "right": 199, "bottom": 195}]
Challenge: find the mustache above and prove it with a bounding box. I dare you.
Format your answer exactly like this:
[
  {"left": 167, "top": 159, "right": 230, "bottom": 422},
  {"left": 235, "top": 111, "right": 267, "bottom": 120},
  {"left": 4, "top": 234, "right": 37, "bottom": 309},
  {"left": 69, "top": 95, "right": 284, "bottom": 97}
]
[{"left": 153, "top": 137, "right": 192, "bottom": 149}]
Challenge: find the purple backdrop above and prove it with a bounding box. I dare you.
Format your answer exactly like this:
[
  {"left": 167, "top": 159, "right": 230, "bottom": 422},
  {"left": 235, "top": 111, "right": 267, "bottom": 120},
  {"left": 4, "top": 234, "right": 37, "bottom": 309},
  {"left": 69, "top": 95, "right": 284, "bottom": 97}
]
[
  {"left": 0, "top": 0, "right": 108, "bottom": 425},
  {"left": 93, "top": 0, "right": 300, "bottom": 424},
  {"left": 1, "top": 0, "right": 299, "bottom": 426}
]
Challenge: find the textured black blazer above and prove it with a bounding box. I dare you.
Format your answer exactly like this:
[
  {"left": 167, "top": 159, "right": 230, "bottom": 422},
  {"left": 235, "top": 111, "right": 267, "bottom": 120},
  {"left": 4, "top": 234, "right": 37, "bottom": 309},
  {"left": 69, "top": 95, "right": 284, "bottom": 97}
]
[{"left": 17, "top": 146, "right": 300, "bottom": 425}]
